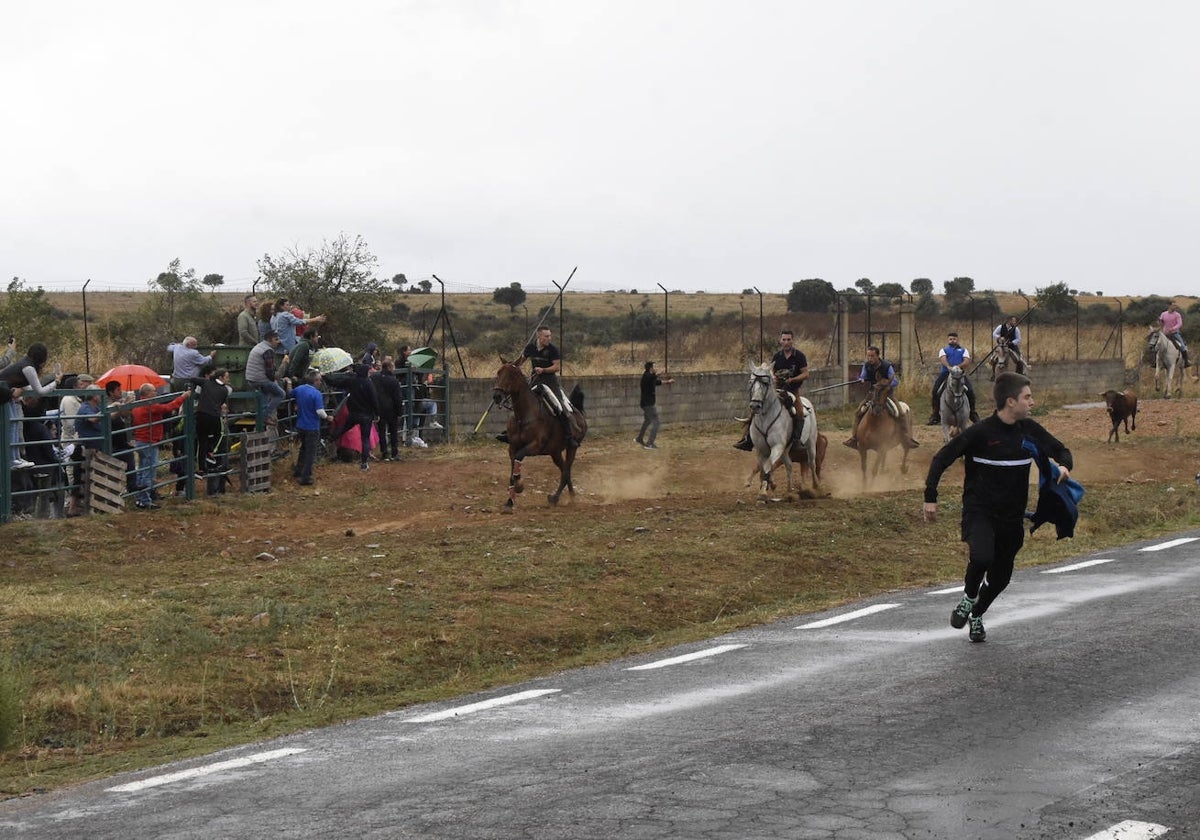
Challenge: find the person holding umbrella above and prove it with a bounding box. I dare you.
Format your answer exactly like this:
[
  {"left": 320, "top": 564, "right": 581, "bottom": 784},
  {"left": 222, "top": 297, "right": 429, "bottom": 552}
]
[{"left": 323, "top": 363, "right": 379, "bottom": 471}]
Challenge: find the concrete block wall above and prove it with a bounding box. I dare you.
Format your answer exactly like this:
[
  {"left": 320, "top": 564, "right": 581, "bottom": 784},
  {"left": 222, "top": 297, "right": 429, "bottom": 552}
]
[{"left": 447, "top": 359, "right": 1125, "bottom": 439}]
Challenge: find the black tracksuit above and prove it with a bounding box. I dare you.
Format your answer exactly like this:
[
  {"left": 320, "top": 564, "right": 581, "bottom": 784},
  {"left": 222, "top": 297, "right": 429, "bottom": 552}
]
[{"left": 925, "top": 413, "right": 1073, "bottom": 617}]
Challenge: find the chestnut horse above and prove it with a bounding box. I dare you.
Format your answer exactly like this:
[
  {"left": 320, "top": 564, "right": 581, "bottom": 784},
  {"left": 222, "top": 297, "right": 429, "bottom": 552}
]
[
  {"left": 849, "top": 373, "right": 917, "bottom": 485},
  {"left": 491, "top": 360, "right": 587, "bottom": 512}
]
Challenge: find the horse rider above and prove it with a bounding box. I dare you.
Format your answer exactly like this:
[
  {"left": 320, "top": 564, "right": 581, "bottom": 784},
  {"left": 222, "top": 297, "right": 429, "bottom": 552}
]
[
  {"left": 1159, "top": 301, "right": 1191, "bottom": 368},
  {"left": 842, "top": 346, "right": 920, "bottom": 449},
  {"left": 992, "top": 316, "right": 1027, "bottom": 373},
  {"left": 497, "top": 325, "right": 582, "bottom": 447},
  {"left": 928, "top": 331, "right": 980, "bottom": 425},
  {"left": 734, "top": 328, "right": 808, "bottom": 451}
]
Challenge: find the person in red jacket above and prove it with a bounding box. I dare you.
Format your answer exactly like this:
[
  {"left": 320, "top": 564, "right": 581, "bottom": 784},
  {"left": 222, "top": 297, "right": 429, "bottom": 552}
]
[{"left": 130, "top": 384, "right": 187, "bottom": 510}]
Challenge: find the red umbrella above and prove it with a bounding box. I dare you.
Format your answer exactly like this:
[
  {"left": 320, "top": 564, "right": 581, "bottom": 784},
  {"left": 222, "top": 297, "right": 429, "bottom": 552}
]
[{"left": 96, "top": 364, "right": 168, "bottom": 392}]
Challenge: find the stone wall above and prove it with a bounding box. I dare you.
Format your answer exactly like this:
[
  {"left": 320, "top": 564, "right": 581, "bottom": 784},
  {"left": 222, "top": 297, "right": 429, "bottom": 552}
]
[{"left": 445, "top": 359, "right": 1125, "bottom": 439}]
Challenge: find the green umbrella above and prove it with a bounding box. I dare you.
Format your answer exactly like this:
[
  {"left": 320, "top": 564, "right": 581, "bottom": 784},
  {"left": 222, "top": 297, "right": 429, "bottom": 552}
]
[{"left": 407, "top": 346, "right": 438, "bottom": 370}]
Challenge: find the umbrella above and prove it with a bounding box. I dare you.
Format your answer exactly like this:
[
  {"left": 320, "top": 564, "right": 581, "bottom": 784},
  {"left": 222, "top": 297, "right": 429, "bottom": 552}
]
[
  {"left": 406, "top": 346, "right": 438, "bottom": 370},
  {"left": 312, "top": 347, "right": 353, "bottom": 373},
  {"left": 337, "top": 416, "right": 380, "bottom": 454},
  {"left": 96, "top": 364, "right": 168, "bottom": 392}
]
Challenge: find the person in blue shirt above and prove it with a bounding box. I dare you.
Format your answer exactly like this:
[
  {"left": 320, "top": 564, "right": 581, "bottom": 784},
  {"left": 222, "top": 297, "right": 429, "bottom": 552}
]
[
  {"left": 928, "top": 331, "right": 979, "bottom": 425},
  {"left": 291, "top": 370, "right": 328, "bottom": 486},
  {"left": 843, "top": 346, "right": 919, "bottom": 449}
]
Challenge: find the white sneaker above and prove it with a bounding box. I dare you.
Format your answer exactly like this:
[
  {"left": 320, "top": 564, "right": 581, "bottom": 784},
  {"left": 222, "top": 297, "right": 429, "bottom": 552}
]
[
  {"left": 429, "top": 421, "right": 443, "bottom": 430},
  {"left": 411, "top": 436, "right": 428, "bottom": 448},
  {"left": 11, "top": 458, "right": 35, "bottom": 469}
]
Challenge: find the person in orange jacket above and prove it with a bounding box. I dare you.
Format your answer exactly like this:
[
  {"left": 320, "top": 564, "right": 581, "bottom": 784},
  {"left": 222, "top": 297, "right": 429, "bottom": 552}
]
[{"left": 130, "top": 384, "right": 187, "bottom": 510}]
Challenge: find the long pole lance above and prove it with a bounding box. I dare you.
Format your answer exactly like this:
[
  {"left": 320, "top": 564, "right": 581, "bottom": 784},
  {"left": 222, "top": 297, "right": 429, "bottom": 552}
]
[{"left": 472, "top": 266, "right": 578, "bottom": 436}]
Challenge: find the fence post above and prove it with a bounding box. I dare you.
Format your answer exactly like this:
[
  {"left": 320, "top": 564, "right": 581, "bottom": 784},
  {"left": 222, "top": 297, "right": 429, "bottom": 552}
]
[{"left": 1, "top": 400, "right": 10, "bottom": 523}]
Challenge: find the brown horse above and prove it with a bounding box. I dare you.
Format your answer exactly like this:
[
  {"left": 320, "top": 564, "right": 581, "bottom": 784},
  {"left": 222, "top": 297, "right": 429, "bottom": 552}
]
[
  {"left": 850, "top": 373, "right": 917, "bottom": 484},
  {"left": 491, "top": 360, "right": 587, "bottom": 512}
]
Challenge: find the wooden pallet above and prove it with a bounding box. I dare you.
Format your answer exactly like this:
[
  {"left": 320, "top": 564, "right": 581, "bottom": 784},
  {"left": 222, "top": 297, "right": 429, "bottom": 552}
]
[
  {"left": 86, "top": 451, "right": 128, "bottom": 514},
  {"left": 239, "top": 431, "right": 273, "bottom": 494}
]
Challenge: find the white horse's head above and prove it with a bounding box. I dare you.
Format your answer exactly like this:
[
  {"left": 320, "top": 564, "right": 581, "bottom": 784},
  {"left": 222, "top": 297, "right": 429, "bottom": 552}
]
[{"left": 747, "top": 362, "right": 773, "bottom": 415}]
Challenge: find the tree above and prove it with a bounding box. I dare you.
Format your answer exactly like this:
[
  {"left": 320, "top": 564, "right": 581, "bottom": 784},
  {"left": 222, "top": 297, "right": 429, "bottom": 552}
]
[
  {"left": 202, "top": 273, "right": 224, "bottom": 292},
  {"left": 492, "top": 282, "right": 527, "bottom": 313},
  {"left": 855, "top": 278, "right": 875, "bottom": 295},
  {"left": 0, "top": 278, "right": 78, "bottom": 355},
  {"left": 391, "top": 273, "right": 408, "bottom": 292},
  {"left": 257, "top": 233, "right": 393, "bottom": 350},
  {"left": 874, "top": 282, "right": 906, "bottom": 303},
  {"left": 943, "top": 276, "right": 975, "bottom": 298},
  {"left": 910, "top": 278, "right": 933, "bottom": 296},
  {"left": 838, "top": 288, "right": 867, "bottom": 313},
  {"left": 786, "top": 278, "right": 837, "bottom": 313},
  {"left": 1034, "top": 282, "right": 1079, "bottom": 324}
]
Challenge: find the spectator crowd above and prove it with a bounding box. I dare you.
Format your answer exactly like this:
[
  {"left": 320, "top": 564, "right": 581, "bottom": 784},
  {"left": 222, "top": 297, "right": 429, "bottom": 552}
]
[{"left": 1, "top": 296, "right": 445, "bottom": 520}]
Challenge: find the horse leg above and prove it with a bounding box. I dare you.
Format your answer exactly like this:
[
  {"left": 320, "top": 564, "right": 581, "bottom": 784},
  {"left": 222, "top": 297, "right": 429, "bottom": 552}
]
[
  {"left": 548, "top": 450, "right": 568, "bottom": 505},
  {"left": 503, "top": 457, "right": 525, "bottom": 513}
]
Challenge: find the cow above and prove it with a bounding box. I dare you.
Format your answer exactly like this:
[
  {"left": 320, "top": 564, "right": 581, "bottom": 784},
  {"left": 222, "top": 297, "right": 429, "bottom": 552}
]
[{"left": 1100, "top": 389, "right": 1137, "bottom": 443}]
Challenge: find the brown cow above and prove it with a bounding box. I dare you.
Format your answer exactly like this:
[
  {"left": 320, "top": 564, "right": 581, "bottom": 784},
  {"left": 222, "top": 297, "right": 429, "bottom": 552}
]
[{"left": 1100, "top": 389, "right": 1137, "bottom": 443}]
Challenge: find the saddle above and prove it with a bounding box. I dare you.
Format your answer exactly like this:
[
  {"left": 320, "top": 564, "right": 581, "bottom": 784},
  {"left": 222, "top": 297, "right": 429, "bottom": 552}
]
[
  {"left": 533, "top": 383, "right": 573, "bottom": 416},
  {"left": 778, "top": 389, "right": 807, "bottom": 419}
]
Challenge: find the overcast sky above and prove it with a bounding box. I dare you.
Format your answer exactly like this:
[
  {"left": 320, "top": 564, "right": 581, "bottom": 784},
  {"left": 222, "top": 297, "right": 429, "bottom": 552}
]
[{"left": 3, "top": 1, "right": 1196, "bottom": 297}]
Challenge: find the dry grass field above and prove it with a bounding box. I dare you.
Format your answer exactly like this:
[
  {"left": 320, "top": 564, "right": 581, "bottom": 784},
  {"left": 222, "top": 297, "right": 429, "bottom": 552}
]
[
  {"left": 3, "top": 394, "right": 1200, "bottom": 796},
  {"left": 36, "top": 290, "right": 1194, "bottom": 380}
]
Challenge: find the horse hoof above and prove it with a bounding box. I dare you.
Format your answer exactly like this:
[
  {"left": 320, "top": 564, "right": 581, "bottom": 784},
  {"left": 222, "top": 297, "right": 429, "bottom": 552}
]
[
  {"left": 514, "top": 481, "right": 524, "bottom": 494},
  {"left": 547, "top": 494, "right": 559, "bottom": 506}
]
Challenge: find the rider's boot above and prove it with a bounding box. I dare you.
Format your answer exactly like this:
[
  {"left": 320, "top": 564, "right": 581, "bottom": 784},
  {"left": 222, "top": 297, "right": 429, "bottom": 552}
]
[
  {"left": 791, "top": 411, "right": 804, "bottom": 445},
  {"left": 561, "top": 414, "right": 579, "bottom": 449},
  {"left": 968, "top": 392, "right": 980, "bottom": 424},
  {"left": 733, "top": 419, "right": 754, "bottom": 451},
  {"left": 496, "top": 431, "right": 509, "bottom": 444},
  {"left": 844, "top": 409, "right": 862, "bottom": 448}
]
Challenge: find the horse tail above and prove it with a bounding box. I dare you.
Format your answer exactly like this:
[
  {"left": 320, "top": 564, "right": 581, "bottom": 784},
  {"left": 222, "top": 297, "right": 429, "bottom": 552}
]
[{"left": 570, "top": 383, "right": 586, "bottom": 414}]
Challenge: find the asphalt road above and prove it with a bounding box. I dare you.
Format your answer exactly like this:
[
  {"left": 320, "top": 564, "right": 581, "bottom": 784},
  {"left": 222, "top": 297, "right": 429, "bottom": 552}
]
[{"left": 4, "top": 533, "right": 1200, "bottom": 839}]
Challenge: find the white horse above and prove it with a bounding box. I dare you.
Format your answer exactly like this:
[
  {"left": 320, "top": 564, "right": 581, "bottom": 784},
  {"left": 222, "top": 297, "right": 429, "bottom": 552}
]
[
  {"left": 746, "top": 362, "right": 819, "bottom": 499},
  {"left": 988, "top": 338, "right": 1025, "bottom": 380},
  {"left": 939, "top": 365, "right": 971, "bottom": 443},
  {"left": 1149, "top": 326, "right": 1184, "bottom": 398}
]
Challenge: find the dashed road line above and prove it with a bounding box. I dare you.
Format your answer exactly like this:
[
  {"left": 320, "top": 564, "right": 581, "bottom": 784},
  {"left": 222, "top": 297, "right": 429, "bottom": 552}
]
[
  {"left": 106, "top": 748, "right": 306, "bottom": 793},
  {"left": 796, "top": 604, "right": 900, "bottom": 629},
  {"left": 1080, "top": 819, "right": 1169, "bottom": 839},
  {"left": 405, "top": 689, "right": 561, "bottom": 723},
  {"left": 625, "top": 644, "right": 747, "bottom": 671},
  {"left": 929, "top": 586, "right": 962, "bottom": 596},
  {"left": 1042, "top": 558, "right": 1117, "bottom": 574},
  {"left": 1140, "top": 537, "right": 1198, "bottom": 552}
]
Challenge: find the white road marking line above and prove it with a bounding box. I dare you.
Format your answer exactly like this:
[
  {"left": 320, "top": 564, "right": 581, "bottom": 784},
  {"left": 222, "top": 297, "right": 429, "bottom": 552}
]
[
  {"left": 405, "top": 689, "right": 561, "bottom": 723},
  {"left": 796, "top": 603, "right": 901, "bottom": 629},
  {"left": 1080, "top": 819, "right": 1170, "bottom": 839},
  {"left": 1140, "top": 537, "right": 1199, "bottom": 552},
  {"left": 929, "top": 586, "right": 962, "bottom": 595},
  {"left": 106, "top": 748, "right": 306, "bottom": 793},
  {"left": 1041, "top": 558, "right": 1116, "bottom": 574},
  {"left": 625, "top": 644, "right": 747, "bottom": 671}
]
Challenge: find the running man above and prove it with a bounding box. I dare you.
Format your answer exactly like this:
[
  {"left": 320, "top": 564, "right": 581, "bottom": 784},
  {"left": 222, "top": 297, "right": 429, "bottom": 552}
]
[{"left": 923, "top": 372, "right": 1074, "bottom": 642}]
